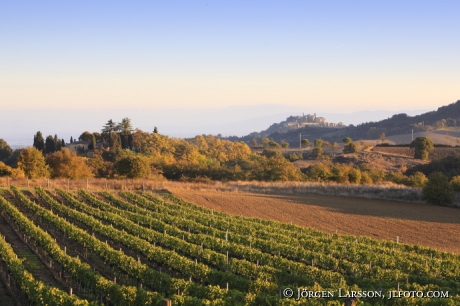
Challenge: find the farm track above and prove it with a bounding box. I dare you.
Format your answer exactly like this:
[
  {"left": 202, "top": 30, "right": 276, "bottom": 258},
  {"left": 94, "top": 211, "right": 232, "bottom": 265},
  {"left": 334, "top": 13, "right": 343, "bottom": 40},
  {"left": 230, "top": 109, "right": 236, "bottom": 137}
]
[{"left": 170, "top": 189, "right": 460, "bottom": 254}]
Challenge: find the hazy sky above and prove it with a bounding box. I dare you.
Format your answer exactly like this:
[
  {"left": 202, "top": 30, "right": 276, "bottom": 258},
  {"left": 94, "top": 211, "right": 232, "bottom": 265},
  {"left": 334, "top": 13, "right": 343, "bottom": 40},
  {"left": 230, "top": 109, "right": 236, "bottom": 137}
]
[{"left": 1, "top": 1, "right": 459, "bottom": 112}]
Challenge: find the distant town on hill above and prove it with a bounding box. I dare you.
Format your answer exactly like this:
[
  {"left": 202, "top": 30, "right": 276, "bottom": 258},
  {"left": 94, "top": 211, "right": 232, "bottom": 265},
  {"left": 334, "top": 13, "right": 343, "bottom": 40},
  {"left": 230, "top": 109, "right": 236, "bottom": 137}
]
[{"left": 229, "top": 100, "right": 460, "bottom": 147}]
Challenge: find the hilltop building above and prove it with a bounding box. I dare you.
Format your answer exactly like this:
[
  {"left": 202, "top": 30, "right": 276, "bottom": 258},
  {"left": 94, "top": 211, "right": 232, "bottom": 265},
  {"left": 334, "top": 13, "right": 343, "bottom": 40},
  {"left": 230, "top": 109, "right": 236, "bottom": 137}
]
[{"left": 283, "top": 113, "right": 345, "bottom": 129}]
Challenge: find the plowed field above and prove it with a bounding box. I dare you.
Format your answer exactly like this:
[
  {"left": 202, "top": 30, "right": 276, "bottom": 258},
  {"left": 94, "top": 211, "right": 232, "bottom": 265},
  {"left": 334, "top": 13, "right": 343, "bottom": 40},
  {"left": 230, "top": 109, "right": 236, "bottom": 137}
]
[{"left": 170, "top": 189, "right": 460, "bottom": 253}]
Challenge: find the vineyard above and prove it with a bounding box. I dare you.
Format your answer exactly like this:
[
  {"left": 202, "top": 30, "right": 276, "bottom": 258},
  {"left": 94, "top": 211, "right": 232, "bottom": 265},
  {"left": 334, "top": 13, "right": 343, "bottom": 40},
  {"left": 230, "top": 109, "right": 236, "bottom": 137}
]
[{"left": 0, "top": 186, "right": 458, "bottom": 305}]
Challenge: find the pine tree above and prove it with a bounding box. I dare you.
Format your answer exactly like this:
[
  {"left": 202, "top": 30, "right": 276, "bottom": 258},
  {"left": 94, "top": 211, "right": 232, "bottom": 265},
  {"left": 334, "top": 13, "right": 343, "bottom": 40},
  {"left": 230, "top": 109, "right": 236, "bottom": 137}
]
[{"left": 70, "top": 136, "right": 73, "bottom": 143}]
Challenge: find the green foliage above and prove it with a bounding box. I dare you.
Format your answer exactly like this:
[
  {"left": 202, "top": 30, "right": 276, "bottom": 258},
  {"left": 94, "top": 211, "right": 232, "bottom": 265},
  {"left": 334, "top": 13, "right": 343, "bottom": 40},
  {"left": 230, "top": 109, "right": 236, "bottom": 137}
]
[
  {"left": 45, "top": 135, "right": 56, "bottom": 154},
  {"left": 450, "top": 175, "right": 460, "bottom": 192},
  {"left": 388, "top": 171, "right": 427, "bottom": 188},
  {"left": 410, "top": 136, "right": 434, "bottom": 160},
  {"left": 115, "top": 155, "right": 151, "bottom": 178},
  {"left": 314, "top": 139, "right": 323, "bottom": 148},
  {"left": 281, "top": 142, "right": 289, "bottom": 148},
  {"left": 406, "top": 156, "right": 460, "bottom": 180},
  {"left": 307, "top": 163, "right": 332, "bottom": 181},
  {"left": 33, "top": 131, "right": 45, "bottom": 152},
  {"left": 347, "top": 168, "right": 362, "bottom": 184},
  {"left": 301, "top": 139, "right": 310, "bottom": 147},
  {"left": 89, "top": 134, "right": 96, "bottom": 150},
  {"left": 343, "top": 142, "right": 359, "bottom": 154},
  {"left": 109, "top": 131, "right": 122, "bottom": 152},
  {"left": 78, "top": 131, "right": 94, "bottom": 142},
  {"left": 342, "top": 137, "right": 359, "bottom": 153},
  {"left": 422, "top": 171, "right": 455, "bottom": 207},
  {"left": 268, "top": 140, "right": 280, "bottom": 148},
  {"left": 17, "top": 147, "right": 50, "bottom": 178},
  {"left": 342, "top": 137, "right": 353, "bottom": 145},
  {"left": 0, "top": 139, "right": 13, "bottom": 161},
  {"left": 288, "top": 153, "right": 302, "bottom": 162}
]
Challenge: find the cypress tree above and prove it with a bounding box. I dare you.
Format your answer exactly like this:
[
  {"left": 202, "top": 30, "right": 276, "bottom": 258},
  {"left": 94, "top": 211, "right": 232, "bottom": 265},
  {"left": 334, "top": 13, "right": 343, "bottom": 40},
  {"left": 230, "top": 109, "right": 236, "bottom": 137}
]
[
  {"left": 70, "top": 136, "right": 73, "bottom": 143},
  {"left": 54, "top": 134, "right": 60, "bottom": 151},
  {"left": 33, "top": 131, "right": 45, "bottom": 152},
  {"left": 45, "top": 135, "right": 56, "bottom": 154}
]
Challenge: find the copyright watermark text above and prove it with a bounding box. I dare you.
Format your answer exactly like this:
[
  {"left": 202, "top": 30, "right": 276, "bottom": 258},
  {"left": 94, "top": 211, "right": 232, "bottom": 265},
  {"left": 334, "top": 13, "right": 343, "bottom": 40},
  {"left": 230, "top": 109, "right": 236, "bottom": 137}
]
[{"left": 282, "top": 288, "right": 449, "bottom": 300}]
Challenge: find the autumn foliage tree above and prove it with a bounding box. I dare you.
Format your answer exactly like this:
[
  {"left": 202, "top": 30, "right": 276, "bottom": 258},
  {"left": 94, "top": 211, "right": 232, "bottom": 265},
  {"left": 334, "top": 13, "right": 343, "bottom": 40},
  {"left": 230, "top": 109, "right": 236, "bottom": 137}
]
[
  {"left": 17, "top": 147, "right": 50, "bottom": 178},
  {"left": 45, "top": 148, "right": 94, "bottom": 179}
]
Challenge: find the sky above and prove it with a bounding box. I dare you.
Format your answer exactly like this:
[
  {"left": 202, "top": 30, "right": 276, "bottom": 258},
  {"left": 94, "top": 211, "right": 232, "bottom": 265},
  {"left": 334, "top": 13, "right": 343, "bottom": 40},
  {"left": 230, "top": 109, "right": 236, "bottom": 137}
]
[{"left": 1, "top": 1, "right": 459, "bottom": 114}]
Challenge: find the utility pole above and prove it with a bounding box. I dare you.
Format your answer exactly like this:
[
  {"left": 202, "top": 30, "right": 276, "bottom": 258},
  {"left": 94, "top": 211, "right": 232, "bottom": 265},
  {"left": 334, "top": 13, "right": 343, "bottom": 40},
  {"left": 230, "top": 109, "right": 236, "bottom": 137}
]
[
  {"left": 412, "top": 129, "right": 414, "bottom": 142},
  {"left": 299, "top": 133, "right": 302, "bottom": 149}
]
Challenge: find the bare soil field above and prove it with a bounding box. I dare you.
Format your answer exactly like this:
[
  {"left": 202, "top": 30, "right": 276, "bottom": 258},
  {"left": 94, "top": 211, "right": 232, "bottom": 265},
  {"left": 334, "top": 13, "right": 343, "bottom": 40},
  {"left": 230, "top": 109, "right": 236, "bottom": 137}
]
[{"left": 170, "top": 189, "right": 460, "bottom": 254}]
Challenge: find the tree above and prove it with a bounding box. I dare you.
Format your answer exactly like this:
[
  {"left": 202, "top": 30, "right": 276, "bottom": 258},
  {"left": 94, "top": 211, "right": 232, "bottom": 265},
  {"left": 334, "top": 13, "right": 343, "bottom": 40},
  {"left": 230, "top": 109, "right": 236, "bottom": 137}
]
[
  {"left": 102, "top": 119, "right": 119, "bottom": 143},
  {"left": 54, "top": 134, "right": 61, "bottom": 151},
  {"left": 380, "top": 132, "right": 386, "bottom": 143},
  {"left": 118, "top": 118, "right": 133, "bottom": 149},
  {"left": 114, "top": 155, "right": 151, "bottom": 178},
  {"left": 102, "top": 119, "right": 118, "bottom": 133},
  {"left": 153, "top": 126, "right": 158, "bottom": 134},
  {"left": 343, "top": 137, "right": 359, "bottom": 153},
  {"left": 301, "top": 139, "right": 310, "bottom": 148},
  {"left": 109, "top": 131, "right": 122, "bottom": 152},
  {"left": 17, "top": 147, "right": 50, "bottom": 178},
  {"left": 450, "top": 175, "right": 460, "bottom": 191},
  {"left": 88, "top": 134, "right": 96, "bottom": 150},
  {"left": 311, "top": 139, "right": 323, "bottom": 158},
  {"left": 281, "top": 142, "right": 289, "bottom": 148},
  {"left": 46, "top": 148, "right": 94, "bottom": 179},
  {"left": 422, "top": 171, "right": 455, "bottom": 207},
  {"left": 45, "top": 135, "right": 56, "bottom": 154},
  {"left": 33, "top": 131, "right": 45, "bottom": 152},
  {"left": 260, "top": 138, "right": 270, "bottom": 148},
  {"left": 411, "top": 137, "right": 434, "bottom": 160},
  {"left": 0, "top": 162, "right": 25, "bottom": 178},
  {"left": 70, "top": 136, "right": 73, "bottom": 143},
  {"left": 61, "top": 139, "right": 66, "bottom": 148},
  {"left": 0, "top": 139, "right": 13, "bottom": 161},
  {"left": 268, "top": 140, "right": 280, "bottom": 148},
  {"left": 79, "top": 131, "right": 94, "bottom": 142},
  {"left": 342, "top": 137, "right": 353, "bottom": 145}
]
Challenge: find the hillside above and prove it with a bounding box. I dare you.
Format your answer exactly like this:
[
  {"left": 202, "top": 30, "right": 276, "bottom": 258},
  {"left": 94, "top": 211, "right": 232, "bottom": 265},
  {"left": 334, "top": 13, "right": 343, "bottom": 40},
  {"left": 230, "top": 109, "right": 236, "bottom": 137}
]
[{"left": 236, "top": 100, "right": 460, "bottom": 146}]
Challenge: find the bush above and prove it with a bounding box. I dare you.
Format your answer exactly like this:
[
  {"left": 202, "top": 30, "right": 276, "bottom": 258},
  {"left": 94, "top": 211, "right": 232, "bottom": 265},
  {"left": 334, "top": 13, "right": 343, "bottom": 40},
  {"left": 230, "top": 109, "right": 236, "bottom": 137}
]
[
  {"left": 450, "top": 175, "right": 460, "bottom": 191},
  {"left": 422, "top": 172, "right": 455, "bottom": 207},
  {"left": 114, "top": 155, "right": 151, "bottom": 178},
  {"left": 343, "top": 142, "right": 359, "bottom": 154}
]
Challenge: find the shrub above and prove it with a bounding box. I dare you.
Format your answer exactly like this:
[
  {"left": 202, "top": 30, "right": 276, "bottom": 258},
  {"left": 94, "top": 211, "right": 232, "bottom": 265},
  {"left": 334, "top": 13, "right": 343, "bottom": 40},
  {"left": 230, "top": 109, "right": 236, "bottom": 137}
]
[
  {"left": 410, "top": 137, "right": 434, "bottom": 160},
  {"left": 360, "top": 172, "right": 373, "bottom": 184},
  {"left": 422, "top": 172, "right": 455, "bottom": 207},
  {"left": 348, "top": 168, "right": 362, "bottom": 184},
  {"left": 450, "top": 175, "right": 460, "bottom": 191}
]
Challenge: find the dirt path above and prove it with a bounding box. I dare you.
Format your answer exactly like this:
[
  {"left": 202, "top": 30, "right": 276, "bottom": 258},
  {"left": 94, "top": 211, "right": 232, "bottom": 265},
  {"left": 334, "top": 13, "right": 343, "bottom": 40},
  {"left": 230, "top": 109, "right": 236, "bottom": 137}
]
[
  {"left": 170, "top": 189, "right": 460, "bottom": 254},
  {"left": 0, "top": 214, "right": 63, "bottom": 290}
]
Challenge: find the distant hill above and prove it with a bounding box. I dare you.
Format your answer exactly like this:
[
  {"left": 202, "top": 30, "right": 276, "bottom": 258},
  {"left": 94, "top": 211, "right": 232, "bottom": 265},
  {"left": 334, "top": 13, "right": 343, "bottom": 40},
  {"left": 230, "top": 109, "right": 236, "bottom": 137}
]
[{"left": 235, "top": 100, "right": 460, "bottom": 146}]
